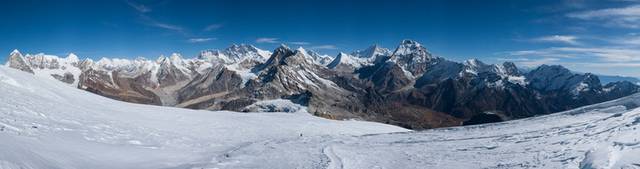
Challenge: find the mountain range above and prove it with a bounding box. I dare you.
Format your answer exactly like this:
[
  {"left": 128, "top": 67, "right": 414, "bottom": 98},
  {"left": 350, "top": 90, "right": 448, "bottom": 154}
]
[
  {"left": 6, "top": 40, "right": 640, "bottom": 129},
  {"left": 1, "top": 61, "right": 639, "bottom": 168}
]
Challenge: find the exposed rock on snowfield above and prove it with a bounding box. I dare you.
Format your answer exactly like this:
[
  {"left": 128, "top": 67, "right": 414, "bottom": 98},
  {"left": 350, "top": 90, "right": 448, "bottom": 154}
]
[
  {"left": 5, "top": 49, "right": 34, "bottom": 73},
  {"left": 5, "top": 40, "right": 640, "bottom": 129}
]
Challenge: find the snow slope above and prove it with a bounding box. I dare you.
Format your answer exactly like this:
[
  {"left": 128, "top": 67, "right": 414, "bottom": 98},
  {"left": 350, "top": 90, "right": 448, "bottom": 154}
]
[
  {"left": 215, "top": 95, "right": 640, "bottom": 169},
  {"left": 1, "top": 64, "right": 640, "bottom": 169},
  {"left": 209, "top": 96, "right": 640, "bottom": 169},
  {"left": 0, "top": 66, "right": 407, "bottom": 169}
]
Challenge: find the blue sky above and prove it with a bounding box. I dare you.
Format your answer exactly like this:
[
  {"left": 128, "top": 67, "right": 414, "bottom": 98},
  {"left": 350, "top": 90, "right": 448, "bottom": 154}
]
[{"left": 1, "top": 0, "right": 639, "bottom": 77}]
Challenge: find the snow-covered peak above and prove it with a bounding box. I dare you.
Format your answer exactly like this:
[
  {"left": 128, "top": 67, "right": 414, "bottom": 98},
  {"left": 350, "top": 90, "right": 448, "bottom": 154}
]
[
  {"left": 156, "top": 55, "right": 167, "bottom": 63},
  {"left": 462, "top": 59, "right": 490, "bottom": 75},
  {"left": 393, "top": 39, "right": 428, "bottom": 56},
  {"left": 528, "top": 65, "right": 572, "bottom": 79},
  {"left": 226, "top": 44, "right": 269, "bottom": 58},
  {"left": 169, "top": 53, "right": 184, "bottom": 65},
  {"left": 66, "top": 53, "right": 79, "bottom": 63},
  {"left": 198, "top": 44, "right": 271, "bottom": 64},
  {"left": 5, "top": 49, "right": 33, "bottom": 73},
  {"left": 388, "top": 40, "right": 436, "bottom": 76},
  {"left": 295, "top": 47, "right": 308, "bottom": 55},
  {"left": 494, "top": 62, "right": 520, "bottom": 76},
  {"left": 292, "top": 47, "right": 332, "bottom": 66},
  {"left": 526, "top": 64, "right": 602, "bottom": 93},
  {"left": 97, "top": 57, "right": 133, "bottom": 70},
  {"left": 327, "top": 52, "right": 369, "bottom": 69},
  {"left": 460, "top": 59, "right": 526, "bottom": 85},
  {"left": 277, "top": 44, "right": 290, "bottom": 51},
  {"left": 10, "top": 49, "right": 21, "bottom": 56},
  {"left": 351, "top": 44, "right": 391, "bottom": 59},
  {"left": 464, "top": 59, "right": 486, "bottom": 67},
  {"left": 401, "top": 39, "right": 421, "bottom": 46}
]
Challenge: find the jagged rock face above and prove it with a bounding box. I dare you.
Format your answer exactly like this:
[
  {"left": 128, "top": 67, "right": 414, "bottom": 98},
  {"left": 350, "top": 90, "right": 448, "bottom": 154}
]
[
  {"left": 498, "top": 62, "right": 521, "bottom": 76},
  {"left": 6, "top": 50, "right": 34, "bottom": 73},
  {"left": 414, "top": 58, "right": 463, "bottom": 87},
  {"left": 249, "top": 46, "right": 367, "bottom": 119},
  {"left": 79, "top": 68, "right": 162, "bottom": 105},
  {"left": 603, "top": 81, "right": 640, "bottom": 100},
  {"left": 524, "top": 65, "right": 607, "bottom": 111},
  {"left": 388, "top": 40, "right": 436, "bottom": 76},
  {"left": 411, "top": 74, "right": 547, "bottom": 119},
  {"left": 253, "top": 46, "right": 331, "bottom": 95},
  {"left": 51, "top": 72, "right": 75, "bottom": 84},
  {"left": 358, "top": 62, "right": 413, "bottom": 93},
  {"left": 156, "top": 55, "right": 191, "bottom": 87},
  {"left": 5, "top": 40, "right": 640, "bottom": 130},
  {"left": 526, "top": 65, "right": 601, "bottom": 93},
  {"left": 176, "top": 65, "right": 245, "bottom": 109}
]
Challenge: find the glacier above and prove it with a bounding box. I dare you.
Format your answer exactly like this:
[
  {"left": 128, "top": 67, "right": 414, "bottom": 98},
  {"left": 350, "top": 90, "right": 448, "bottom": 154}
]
[{"left": 1, "top": 65, "right": 640, "bottom": 168}]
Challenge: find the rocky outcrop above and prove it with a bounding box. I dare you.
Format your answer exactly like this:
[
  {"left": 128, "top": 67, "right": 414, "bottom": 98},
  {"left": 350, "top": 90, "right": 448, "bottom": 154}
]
[{"left": 5, "top": 50, "right": 34, "bottom": 74}]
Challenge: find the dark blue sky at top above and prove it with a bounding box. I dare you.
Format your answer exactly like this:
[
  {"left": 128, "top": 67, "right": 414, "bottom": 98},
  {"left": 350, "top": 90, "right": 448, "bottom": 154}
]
[{"left": 1, "top": 0, "right": 639, "bottom": 77}]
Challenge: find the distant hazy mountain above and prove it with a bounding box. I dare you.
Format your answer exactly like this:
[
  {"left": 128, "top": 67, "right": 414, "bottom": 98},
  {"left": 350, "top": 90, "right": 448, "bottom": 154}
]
[{"left": 598, "top": 74, "right": 640, "bottom": 85}]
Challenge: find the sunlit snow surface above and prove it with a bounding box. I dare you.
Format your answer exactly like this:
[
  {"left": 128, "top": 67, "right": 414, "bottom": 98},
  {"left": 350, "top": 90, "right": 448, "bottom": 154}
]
[{"left": 1, "top": 66, "right": 640, "bottom": 169}]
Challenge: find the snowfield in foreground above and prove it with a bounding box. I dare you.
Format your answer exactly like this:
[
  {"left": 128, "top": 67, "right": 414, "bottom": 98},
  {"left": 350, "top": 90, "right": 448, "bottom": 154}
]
[{"left": 0, "top": 66, "right": 639, "bottom": 169}]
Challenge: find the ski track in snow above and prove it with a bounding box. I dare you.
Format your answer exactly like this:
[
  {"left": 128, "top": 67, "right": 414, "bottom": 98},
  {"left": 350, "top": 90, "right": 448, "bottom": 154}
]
[
  {"left": 1, "top": 65, "right": 640, "bottom": 169},
  {"left": 322, "top": 144, "right": 344, "bottom": 169}
]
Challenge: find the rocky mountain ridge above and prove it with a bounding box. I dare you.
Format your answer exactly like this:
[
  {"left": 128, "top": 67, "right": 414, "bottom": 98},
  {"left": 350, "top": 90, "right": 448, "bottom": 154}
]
[{"left": 6, "top": 40, "right": 639, "bottom": 129}]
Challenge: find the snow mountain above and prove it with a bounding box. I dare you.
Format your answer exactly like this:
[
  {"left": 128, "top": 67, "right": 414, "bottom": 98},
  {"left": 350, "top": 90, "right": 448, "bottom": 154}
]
[
  {"left": 198, "top": 44, "right": 271, "bottom": 64},
  {"left": 5, "top": 40, "right": 640, "bottom": 129}
]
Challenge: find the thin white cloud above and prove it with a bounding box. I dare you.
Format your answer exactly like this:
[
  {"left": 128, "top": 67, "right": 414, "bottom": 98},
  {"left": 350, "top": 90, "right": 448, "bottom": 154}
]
[
  {"left": 188, "top": 38, "right": 216, "bottom": 43},
  {"left": 504, "top": 48, "right": 577, "bottom": 58},
  {"left": 609, "top": 35, "right": 640, "bottom": 45},
  {"left": 567, "top": 5, "right": 640, "bottom": 28},
  {"left": 289, "top": 41, "right": 310, "bottom": 45},
  {"left": 256, "top": 38, "right": 279, "bottom": 43},
  {"left": 126, "top": 1, "right": 187, "bottom": 35},
  {"left": 505, "top": 47, "right": 640, "bottom": 62},
  {"left": 579, "top": 62, "right": 640, "bottom": 67},
  {"left": 139, "top": 15, "right": 185, "bottom": 34},
  {"left": 153, "top": 23, "right": 183, "bottom": 32},
  {"left": 310, "top": 45, "right": 338, "bottom": 50},
  {"left": 553, "top": 47, "right": 640, "bottom": 62},
  {"left": 126, "top": 1, "right": 151, "bottom": 13},
  {"left": 532, "top": 35, "right": 580, "bottom": 45},
  {"left": 204, "top": 24, "right": 223, "bottom": 31}
]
